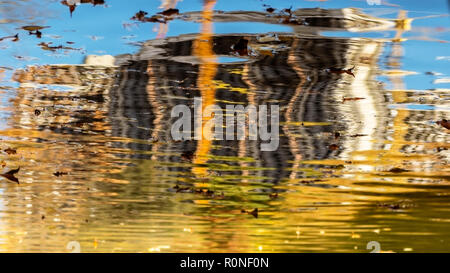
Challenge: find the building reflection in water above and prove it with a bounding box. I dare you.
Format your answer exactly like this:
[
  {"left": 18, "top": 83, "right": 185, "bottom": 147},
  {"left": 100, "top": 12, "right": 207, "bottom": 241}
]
[{"left": 3, "top": 5, "right": 449, "bottom": 252}]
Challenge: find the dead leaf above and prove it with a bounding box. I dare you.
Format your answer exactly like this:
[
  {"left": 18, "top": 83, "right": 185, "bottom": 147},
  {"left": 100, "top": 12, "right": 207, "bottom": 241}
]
[
  {"left": 329, "top": 66, "right": 355, "bottom": 77},
  {"left": 232, "top": 38, "right": 248, "bottom": 56},
  {"left": 388, "top": 167, "right": 409, "bottom": 173},
  {"left": 248, "top": 208, "right": 258, "bottom": 218},
  {"left": 0, "top": 34, "right": 19, "bottom": 42},
  {"left": 158, "top": 8, "right": 179, "bottom": 17},
  {"left": 1, "top": 167, "right": 20, "bottom": 184},
  {"left": 343, "top": 97, "right": 365, "bottom": 103},
  {"left": 334, "top": 132, "right": 340, "bottom": 139},
  {"left": 4, "top": 148, "right": 16, "bottom": 155},
  {"left": 181, "top": 151, "right": 195, "bottom": 162},
  {"left": 328, "top": 144, "right": 339, "bottom": 151},
  {"left": 20, "top": 26, "right": 50, "bottom": 32},
  {"left": 131, "top": 11, "right": 165, "bottom": 23},
  {"left": 436, "top": 119, "right": 450, "bottom": 130},
  {"left": 53, "top": 171, "right": 68, "bottom": 177}
]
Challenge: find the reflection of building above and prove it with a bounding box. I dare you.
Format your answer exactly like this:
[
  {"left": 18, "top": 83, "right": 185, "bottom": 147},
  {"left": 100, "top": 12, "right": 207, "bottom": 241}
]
[
  {"left": 11, "top": 8, "right": 397, "bottom": 184},
  {"left": 6, "top": 6, "right": 449, "bottom": 253}
]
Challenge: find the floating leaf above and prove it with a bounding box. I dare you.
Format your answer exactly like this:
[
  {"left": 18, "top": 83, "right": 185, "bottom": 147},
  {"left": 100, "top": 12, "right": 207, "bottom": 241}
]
[
  {"left": 1, "top": 167, "right": 20, "bottom": 184},
  {"left": 53, "top": 171, "right": 68, "bottom": 177},
  {"left": 269, "top": 192, "right": 278, "bottom": 199},
  {"left": 343, "top": 97, "right": 365, "bottom": 102},
  {"left": 328, "top": 144, "right": 339, "bottom": 151},
  {"left": 0, "top": 34, "right": 19, "bottom": 42},
  {"left": 4, "top": 148, "right": 16, "bottom": 155},
  {"left": 20, "top": 26, "right": 50, "bottom": 32},
  {"left": 388, "top": 167, "right": 409, "bottom": 173},
  {"left": 328, "top": 66, "right": 355, "bottom": 77},
  {"left": 436, "top": 119, "right": 450, "bottom": 130},
  {"left": 181, "top": 151, "right": 195, "bottom": 162},
  {"left": 131, "top": 10, "right": 166, "bottom": 23},
  {"left": 232, "top": 38, "right": 248, "bottom": 56},
  {"left": 241, "top": 208, "right": 258, "bottom": 218},
  {"left": 158, "top": 8, "right": 179, "bottom": 17},
  {"left": 248, "top": 208, "right": 258, "bottom": 218}
]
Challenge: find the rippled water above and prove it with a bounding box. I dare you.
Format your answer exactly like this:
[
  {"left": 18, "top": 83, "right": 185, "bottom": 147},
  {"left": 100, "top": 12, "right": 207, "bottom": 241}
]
[{"left": 0, "top": 0, "right": 449, "bottom": 253}]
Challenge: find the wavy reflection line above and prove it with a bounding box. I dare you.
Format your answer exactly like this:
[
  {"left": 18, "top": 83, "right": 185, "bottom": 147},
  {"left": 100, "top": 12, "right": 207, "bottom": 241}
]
[{"left": 192, "top": 0, "right": 217, "bottom": 177}]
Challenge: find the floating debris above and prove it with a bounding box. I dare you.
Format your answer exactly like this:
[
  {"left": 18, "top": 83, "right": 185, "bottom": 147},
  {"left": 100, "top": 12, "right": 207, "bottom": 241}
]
[
  {"left": 387, "top": 167, "right": 410, "bottom": 173},
  {"left": 38, "top": 42, "right": 79, "bottom": 52},
  {"left": 436, "top": 119, "right": 450, "bottom": 130},
  {"left": 131, "top": 10, "right": 166, "bottom": 23},
  {"left": 0, "top": 34, "right": 19, "bottom": 42},
  {"left": 232, "top": 38, "right": 249, "bottom": 56},
  {"left": 241, "top": 208, "right": 258, "bottom": 218},
  {"left": 4, "top": 148, "right": 17, "bottom": 155},
  {"left": 158, "top": 8, "right": 179, "bottom": 17},
  {"left": 53, "top": 171, "right": 68, "bottom": 177},
  {"left": 181, "top": 151, "right": 195, "bottom": 162},
  {"left": 377, "top": 200, "right": 414, "bottom": 210},
  {"left": 328, "top": 144, "right": 340, "bottom": 151},
  {"left": 0, "top": 167, "right": 20, "bottom": 184},
  {"left": 343, "top": 97, "right": 365, "bottom": 102},
  {"left": 61, "top": 0, "right": 105, "bottom": 17},
  {"left": 328, "top": 66, "right": 356, "bottom": 77},
  {"left": 349, "top": 134, "right": 368, "bottom": 137},
  {"left": 20, "top": 26, "right": 50, "bottom": 32}
]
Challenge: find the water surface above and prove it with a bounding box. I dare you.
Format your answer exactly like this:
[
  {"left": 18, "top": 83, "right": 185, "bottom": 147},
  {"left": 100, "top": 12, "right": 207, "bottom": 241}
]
[{"left": 0, "top": 0, "right": 449, "bottom": 253}]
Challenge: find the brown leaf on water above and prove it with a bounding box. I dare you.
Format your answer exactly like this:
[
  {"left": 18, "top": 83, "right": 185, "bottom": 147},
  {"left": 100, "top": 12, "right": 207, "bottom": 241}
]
[
  {"left": 38, "top": 42, "right": 79, "bottom": 52},
  {"left": 131, "top": 10, "right": 166, "bottom": 23},
  {"left": 173, "top": 185, "right": 191, "bottom": 193},
  {"left": 4, "top": 148, "right": 16, "bottom": 155},
  {"left": 232, "top": 38, "right": 248, "bottom": 56},
  {"left": 328, "top": 144, "right": 339, "bottom": 151},
  {"left": 34, "top": 30, "right": 42, "bottom": 39},
  {"left": 282, "top": 6, "right": 293, "bottom": 15},
  {"left": 1, "top": 167, "right": 20, "bottom": 184},
  {"left": 269, "top": 192, "right": 278, "bottom": 199},
  {"left": 131, "top": 10, "right": 148, "bottom": 21},
  {"left": 20, "top": 26, "right": 50, "bottom": 32},
  {"left": 349, "top": 134, "right": 368, "bottom": 137},
  {"left": 20, "top": 26, "right": 47, "bottom": 38},
  {"left": 61, "top": 0, "right": 104, "bottom": 17},
  {"left": 241, "top": 208, "right": 259, "bottom": 218},
  {"left": 329, "top": 66, "right": 355, "bottom": 77},
  {"left": 248, "top": 208, "right": 258, "bottom": 218},
  {"left": 0, "top": 34, "right": 19, "bottom": 42},
  {"left": 342, "top": 97, "right": 365, "bottom": 103},
  {"left": 53, "top": 171, "right": 68, "bottom": 177},
  {"left": 158, "top": 8, "right": 179, "bottom": 17},
  {"left": 181, "top": 151, "right": 195, "bottom": 162},
  {"left": 388, "top": 167, "right": 409, "bottom": 173},
  {"left": 436, "top": 119, "right": 450, "bottom": 130},
  {"left": 377, "top": 200, "right": 414, "bottom": 210},
  {"left": 61, "top": 1, "right": 76, "bottom": 17}
]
